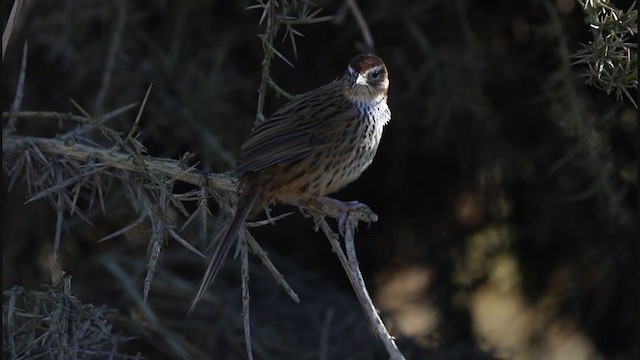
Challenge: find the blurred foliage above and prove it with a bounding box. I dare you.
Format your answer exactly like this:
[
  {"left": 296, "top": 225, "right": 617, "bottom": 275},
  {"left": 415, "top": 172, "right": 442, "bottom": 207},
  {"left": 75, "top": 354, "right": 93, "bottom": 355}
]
[{"left": 2, "top": 0, "right": 638, "bottom": 359}]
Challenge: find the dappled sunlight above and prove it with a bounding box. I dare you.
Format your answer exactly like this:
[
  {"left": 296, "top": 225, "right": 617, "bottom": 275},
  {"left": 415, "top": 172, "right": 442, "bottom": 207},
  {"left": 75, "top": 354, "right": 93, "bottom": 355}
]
[{"left": 376, "top": 266, "right": 438, "bottom": 338}]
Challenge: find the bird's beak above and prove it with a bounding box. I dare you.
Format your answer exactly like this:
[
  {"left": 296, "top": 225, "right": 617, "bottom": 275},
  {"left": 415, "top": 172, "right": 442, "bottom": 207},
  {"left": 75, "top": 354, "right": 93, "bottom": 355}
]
[{"left": 356, "top": 74, "right": 368, "bottom": 86}]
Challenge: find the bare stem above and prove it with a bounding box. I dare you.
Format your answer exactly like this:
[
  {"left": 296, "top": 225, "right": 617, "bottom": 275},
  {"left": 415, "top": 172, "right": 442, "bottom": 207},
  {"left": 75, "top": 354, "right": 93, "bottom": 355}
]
[
  {"left": 7, "top": 41, "right": 28, "bottom": 133},
  {"left": 344, "top": 219, "right": 405, "bottom": 360},
  {"left": 2, "top": 0, "right": 24, "bottom": 60},
  {"left": 346, "top": 0, "right": 374, "bottom": 51},
  {"left": 245, "top": 229, "right": 300, "bottom": 303},
  {"left": 241, "top": 231, "right": 254, "bottom": 360},
  {"left": 94, "top": 0, "right": 127, "bottom": 114},
  {"left": 314, "top": 215, "right": 405, "bottom": 360},
  {"left": 255, "top": 1, "right": 278, "bottom": 124}
]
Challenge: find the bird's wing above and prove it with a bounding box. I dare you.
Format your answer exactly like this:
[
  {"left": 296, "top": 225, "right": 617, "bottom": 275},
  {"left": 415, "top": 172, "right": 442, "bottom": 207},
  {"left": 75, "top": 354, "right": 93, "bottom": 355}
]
[{"left": 235, "top": 82, "right": 349, "bottom": 175}]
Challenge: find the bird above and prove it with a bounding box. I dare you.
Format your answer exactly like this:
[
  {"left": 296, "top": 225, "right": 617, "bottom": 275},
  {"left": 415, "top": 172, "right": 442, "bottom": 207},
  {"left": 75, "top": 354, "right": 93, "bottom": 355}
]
[{"left": 189, "top": 54, "right": 390, "bottom": 313}]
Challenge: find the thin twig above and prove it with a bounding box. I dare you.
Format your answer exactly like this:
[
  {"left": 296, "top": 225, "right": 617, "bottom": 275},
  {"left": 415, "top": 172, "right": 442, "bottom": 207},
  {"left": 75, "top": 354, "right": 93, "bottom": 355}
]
[
  {"left": 99, "top": 215, "right": 147, "bottom": 242},
  {"left": 267, "top": 78, "right": 295, "bottom": 100},
  {"left": 7, "top": 287, "right": 17, "bottom": 358},
  {"left": 318, "top": 308, "right": 334, "bottom": 360},
  {"left": 180, "top": 187, "right": 211, "bottom": 232},
  {"left": 94, "top": 0, "right": 127, "bottom": 114},
  {"left": 6, "top": 41, "right": 28, "bottom": 133},
  {"left": 168, "top": 228, "right": 206, "bottom": 259},
  {"left": 25, "top": 165, "right": 105, "bottom": 204},
  {"left": 344, "top": 218, "right": 405, "bottom": 360},
  {"left": 314, "top": 215, "right": 405, "bottom": 360},
  {"left": 346, "top": 0, "right": 374, "bottom": 51},
  {"left": 245, "top": 211, "right": 294, "bottom": 227},
  {"left": 240, "top": 230, "right": 254, "bottom": 360},
  {"left": 53, "top": 191, "right": 64, "bottom": 279},
  {"left": 3, "top": 105, "right": 138, "bottom": 137},
  {"left": 2, "top": 0, "right": 24, "bottom": 59},
  {"left": 101, "top": 258, "right": 159, "bottom": 324},
  {"left": 125, "top": 83, "right": 153, "bottom": 145},
  {"left": 144, "top": 215, "right": 165, "bottom": 302},
  {"left": 245, "top": 229, "right": 300, "bottom": 303},
  {"left": 255, "top": 0, "right": 278, "bottom": 124}
]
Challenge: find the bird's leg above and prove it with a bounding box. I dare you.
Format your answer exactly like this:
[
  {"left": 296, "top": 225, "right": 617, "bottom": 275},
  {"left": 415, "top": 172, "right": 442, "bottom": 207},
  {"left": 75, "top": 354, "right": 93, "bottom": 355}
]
[{"left": 298, "top": 196, "right": 368, "bottom": 236}]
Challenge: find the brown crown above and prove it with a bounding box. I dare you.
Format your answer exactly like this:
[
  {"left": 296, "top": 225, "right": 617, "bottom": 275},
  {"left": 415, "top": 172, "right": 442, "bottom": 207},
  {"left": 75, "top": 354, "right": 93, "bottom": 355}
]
[{"left": 348, "top": 54, "right": 386, "bottom": 74}]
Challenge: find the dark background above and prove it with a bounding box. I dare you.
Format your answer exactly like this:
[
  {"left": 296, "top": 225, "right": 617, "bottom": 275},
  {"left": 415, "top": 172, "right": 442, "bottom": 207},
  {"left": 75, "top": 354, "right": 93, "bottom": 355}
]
[{"left": 2, "top": 0, "right": 638, "bottom": 359}]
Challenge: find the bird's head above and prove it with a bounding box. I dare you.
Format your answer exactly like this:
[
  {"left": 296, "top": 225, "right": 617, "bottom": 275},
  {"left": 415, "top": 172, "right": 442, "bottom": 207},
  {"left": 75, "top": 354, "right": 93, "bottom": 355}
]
[{"left": 343, "top": 54, "right": 389, "bottom": 102}]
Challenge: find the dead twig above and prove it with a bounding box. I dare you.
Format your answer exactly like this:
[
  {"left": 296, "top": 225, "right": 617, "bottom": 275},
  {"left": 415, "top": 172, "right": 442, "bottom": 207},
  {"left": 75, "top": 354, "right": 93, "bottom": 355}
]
[
  {"left": 245, "top": 229, "right": 300, "bottom": 303},
  {"left": 6, "top": 41, "right": 28, "bottom": 133},
  {"left": 346, "top": 0, "right": 374, "bottom": 51},
  {"left": 241, "top": 230, "right": 254, "bottom": 360},
  {"left": 313, "top": 214, "right": 405, "bottom": 360},
  {"left": 2, "top": 0, "right": 24, "bottom": 59},
  {"left": 94, "top": 0, "right": 127, "bottom": 114}
]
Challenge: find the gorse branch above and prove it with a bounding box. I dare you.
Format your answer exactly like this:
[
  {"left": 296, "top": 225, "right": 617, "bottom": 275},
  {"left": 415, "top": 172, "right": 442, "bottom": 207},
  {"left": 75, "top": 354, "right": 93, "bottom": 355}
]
[
  {"left": 249, "top": 0, "right": 333, "bottom": 123},
  {"left": 3, "top": 277, "right": 134, "bottom": 359},
  {"left": 573, "top": 0, "right": 638, "bottom": 108},
  {"left": 543, "top": 0, "right": 634, "bottom": 227}
]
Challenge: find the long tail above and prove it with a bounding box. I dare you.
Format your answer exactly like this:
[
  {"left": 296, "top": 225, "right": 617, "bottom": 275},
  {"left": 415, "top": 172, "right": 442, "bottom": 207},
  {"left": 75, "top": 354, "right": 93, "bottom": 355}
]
[{"left": 188, "top": 190, "right": 259, "bottom": 314}]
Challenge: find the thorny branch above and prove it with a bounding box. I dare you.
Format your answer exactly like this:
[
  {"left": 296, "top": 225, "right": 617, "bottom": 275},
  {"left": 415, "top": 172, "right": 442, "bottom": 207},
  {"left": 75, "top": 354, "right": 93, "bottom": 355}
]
[
  {"left": 3, "top": 114, "right": 402, "bottom": 358},
  {"left": 3, "top": 133, "right": 378, "bottom": 224},
  {"left": 240, "top": 230, "right": 254, "bottom": 360},
  {"left": 250, "top": 0, "right": 333, "bottom": 123}
]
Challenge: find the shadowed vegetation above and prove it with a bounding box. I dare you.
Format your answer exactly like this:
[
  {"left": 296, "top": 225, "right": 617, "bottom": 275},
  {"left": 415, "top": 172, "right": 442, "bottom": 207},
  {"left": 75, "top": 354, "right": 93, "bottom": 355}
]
[{"left": 2, "top": 0, "right": 637, "bottom": 359}]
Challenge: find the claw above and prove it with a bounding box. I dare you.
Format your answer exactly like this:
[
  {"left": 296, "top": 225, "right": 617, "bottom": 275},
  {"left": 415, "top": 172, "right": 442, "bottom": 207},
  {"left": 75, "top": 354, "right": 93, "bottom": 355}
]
[
  {"left": 297, "top": 199, "right": 311, "bottom": 217},
  {"left": 317, "top": 198, "right": 368, "bottom": 237},
  {"left": 297, "top": 197, "right": 370, "bottom": 236}
]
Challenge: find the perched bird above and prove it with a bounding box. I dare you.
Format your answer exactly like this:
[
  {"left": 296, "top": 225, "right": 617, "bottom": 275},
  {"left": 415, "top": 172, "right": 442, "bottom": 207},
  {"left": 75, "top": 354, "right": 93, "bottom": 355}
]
[{"left": 190, "top": 54, "right": 391, "bottom": 312}]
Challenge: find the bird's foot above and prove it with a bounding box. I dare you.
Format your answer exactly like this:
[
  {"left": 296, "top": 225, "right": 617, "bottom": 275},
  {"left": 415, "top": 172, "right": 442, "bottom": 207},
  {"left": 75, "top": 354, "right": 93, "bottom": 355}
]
[
  {"left": 297, "top": 197, "right": 373, "bottom": 236},
  {"left": 317, "top": 197, "right": 370, "bottom": 237}
]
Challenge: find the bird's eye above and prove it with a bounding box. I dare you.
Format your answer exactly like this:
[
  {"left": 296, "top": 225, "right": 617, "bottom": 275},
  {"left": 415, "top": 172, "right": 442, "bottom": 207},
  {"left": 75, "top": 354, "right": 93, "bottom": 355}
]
[{"left": 369, "top": 70, "right": 381, "bottom": 80}]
